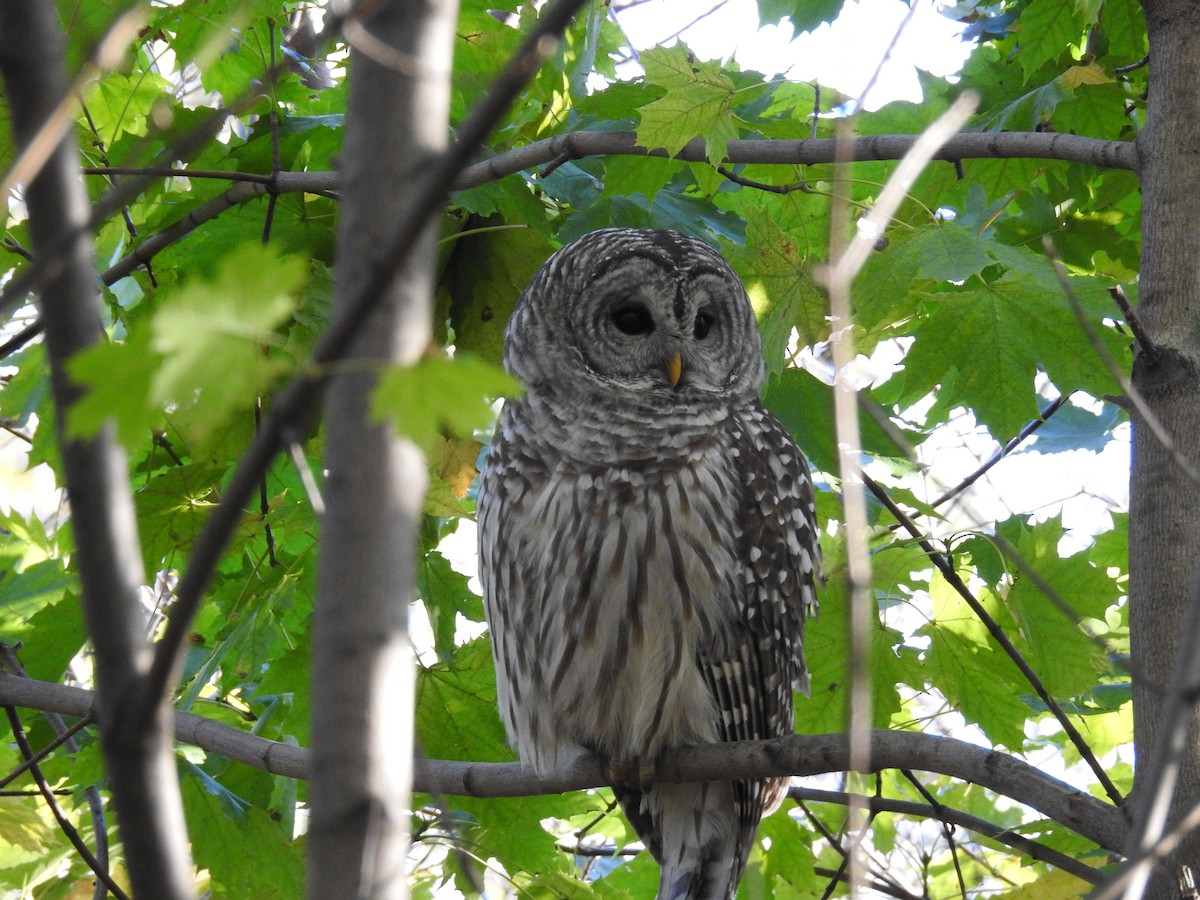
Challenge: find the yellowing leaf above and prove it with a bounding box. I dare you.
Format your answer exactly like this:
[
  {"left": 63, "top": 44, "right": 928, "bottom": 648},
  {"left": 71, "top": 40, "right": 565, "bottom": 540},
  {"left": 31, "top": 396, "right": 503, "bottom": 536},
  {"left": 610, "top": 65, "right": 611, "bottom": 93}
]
[
  {"left": 1061, "top": 61, "right": 1112, "bottom": 87},
  {"left": 1003, "top": 867, "right": 1090, "bottom": 899},
  {"left": 432, "top": 435, "right": 481, "bottom": 498},
  {"left": 636, "top": 43, "right": 738, "bottom": 168}
]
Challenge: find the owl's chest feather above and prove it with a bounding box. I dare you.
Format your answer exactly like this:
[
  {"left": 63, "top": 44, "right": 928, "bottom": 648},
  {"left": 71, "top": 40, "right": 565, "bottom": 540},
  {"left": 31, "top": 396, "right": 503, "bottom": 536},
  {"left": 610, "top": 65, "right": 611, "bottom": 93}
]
[{"left": 511, "top": 445, "right": 744, "bottom": 758}]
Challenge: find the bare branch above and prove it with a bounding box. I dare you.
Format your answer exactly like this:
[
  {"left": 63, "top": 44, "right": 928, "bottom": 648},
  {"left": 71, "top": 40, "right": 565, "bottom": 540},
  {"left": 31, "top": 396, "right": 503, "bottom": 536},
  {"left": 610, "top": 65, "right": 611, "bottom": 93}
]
[
  {"left": 0, "top": 4, "right": 194, "bottom": 896},
  {"left": 788, "top": 786, "right": 1105, "bottom": 884},
  {"left": 0, "top": 672, "right": 1128, "bottom": 856},
  {"left": 49, "top": 129, "right": 1133, "bottom": 327},
  {"left": 928, "top": 394, "right": 1069, "bottom": 510}
]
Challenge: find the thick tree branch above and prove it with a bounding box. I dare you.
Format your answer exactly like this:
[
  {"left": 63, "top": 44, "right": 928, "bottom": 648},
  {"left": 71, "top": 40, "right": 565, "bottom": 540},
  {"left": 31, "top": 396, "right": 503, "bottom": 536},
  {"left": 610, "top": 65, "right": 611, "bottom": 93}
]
[
  {"left": 77, "top": 130, "right": 1135, "bottom": 312},
  {"left": 0, "top": 672, "right": 1129, "bottom": 858},
  {"left": 1129, "top": 2, "right": 1200, "bottom": 892},
  {"left": 307, "top": 0, "right": 456, "bottom": 892},
  {"left": 0, "top": 4, "right": 195, "bottom": 897}
]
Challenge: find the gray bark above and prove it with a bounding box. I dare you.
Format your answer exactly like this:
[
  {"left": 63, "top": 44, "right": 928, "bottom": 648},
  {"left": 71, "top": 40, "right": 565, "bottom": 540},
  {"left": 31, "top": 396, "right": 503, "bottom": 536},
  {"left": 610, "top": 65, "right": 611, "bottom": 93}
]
[
  {"left": 1129, "top": 0, "right": 1200, "bottom": 895},
  {"left": 0, "top": 3, "right": 195, "bottom": 898},
  {"left": 307, "top": 0, "right": 457, "bottom": 896},
  {"left": 0, "top": 673, "right": 1131, "bottom": 865}
]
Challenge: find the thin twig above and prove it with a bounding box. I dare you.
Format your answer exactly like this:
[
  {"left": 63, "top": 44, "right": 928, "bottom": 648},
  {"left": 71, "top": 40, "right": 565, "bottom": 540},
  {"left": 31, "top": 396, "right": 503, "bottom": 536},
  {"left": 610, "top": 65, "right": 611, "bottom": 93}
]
[
  {"left": 82, "top": 166, "right": 276, "bottom": 183},
  {"left": 790, "top": 786, "right": 1105, "bottom": 883},
  {"left": 928, "top": 393, "right": 1069, "bottom": 510},
  {"left": 853, "top": 0, "right": 919, "bottom": 112},
  {"left": 1108, "top": 284, "right": 1156, "bottom": 364},
  {"left": 1113, "top": 54, "right": 1149, "bottom": 73},
  {"left": 861, "top": 472, "right": 1127, "bottom": 807},
  {"left": 815, "top": 866, "right": 921, "bottom": 900},
  {"left": 0, "top": 714, "right": 91, "bottom": 789},
  {"left": 715, "top": 165, "right": 813, "bottom": 194},
  {"left": 1044, "top": 236, "right": 1199, "bottom": 484},
  {"left": 900, "top": 770, "right": 967, "bottom": 897},
  {"left": 3, "top": 706, "right": 130, "bottom": 900},
  {"left": 0, "top": 319, "right": 44, "bottom": 360}
]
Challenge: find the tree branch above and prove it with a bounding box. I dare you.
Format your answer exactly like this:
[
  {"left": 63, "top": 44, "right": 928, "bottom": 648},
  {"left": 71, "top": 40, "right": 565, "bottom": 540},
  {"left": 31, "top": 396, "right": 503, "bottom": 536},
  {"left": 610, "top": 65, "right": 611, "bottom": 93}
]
[
  {"left": 864, "top": 471, "right": 1127, "bottom": 808},
  {"left": 306, "top": 0, "right": 455, "bottom": 891},
  {"left": 79, "top": 130, "right": 1133, "bottom": 312},
  {"left": 0, "top": 672, "right": 1129, "bottom": 857},
  {"left": 787, "top": 786, "right": 1105, "bottom": 884},
  {"left": 0, "top": 4, "right": 194, "bottom": 896}
]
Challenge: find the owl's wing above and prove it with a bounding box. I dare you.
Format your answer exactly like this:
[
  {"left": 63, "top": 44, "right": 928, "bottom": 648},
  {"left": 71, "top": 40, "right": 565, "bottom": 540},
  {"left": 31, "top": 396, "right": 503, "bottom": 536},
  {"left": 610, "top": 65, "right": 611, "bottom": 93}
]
[
  {"left": 735, "top": 403, "right": 821, "bottom": 700},
  {"left": 681, "top": 405, "right": 820, "bottom": 891}
]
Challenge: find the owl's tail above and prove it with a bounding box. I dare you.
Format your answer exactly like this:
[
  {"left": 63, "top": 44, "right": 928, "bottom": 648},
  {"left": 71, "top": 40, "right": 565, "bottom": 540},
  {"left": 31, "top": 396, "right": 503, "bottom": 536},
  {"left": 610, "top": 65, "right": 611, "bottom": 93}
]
[{"left": 617, "top": 780, "right": 756, "bottom": 900}]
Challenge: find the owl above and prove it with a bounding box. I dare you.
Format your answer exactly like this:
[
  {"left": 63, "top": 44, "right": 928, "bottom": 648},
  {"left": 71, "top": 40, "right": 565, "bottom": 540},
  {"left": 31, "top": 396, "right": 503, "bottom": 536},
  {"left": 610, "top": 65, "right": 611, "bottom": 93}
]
[{"left": 477, "top": 228, "right": 820, "bottom": 899}]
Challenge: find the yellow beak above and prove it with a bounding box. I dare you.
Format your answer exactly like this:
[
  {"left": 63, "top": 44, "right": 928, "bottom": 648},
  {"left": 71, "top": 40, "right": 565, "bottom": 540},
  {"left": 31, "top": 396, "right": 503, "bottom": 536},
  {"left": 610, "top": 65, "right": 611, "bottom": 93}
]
[{"left": 667, "top": 353, "right": 682, "bottom": 389}]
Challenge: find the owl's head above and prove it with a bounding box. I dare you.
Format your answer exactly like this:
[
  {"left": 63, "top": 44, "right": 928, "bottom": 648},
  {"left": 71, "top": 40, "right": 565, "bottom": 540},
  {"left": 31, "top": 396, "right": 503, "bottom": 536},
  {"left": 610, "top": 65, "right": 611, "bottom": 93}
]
[{"left": 505, "top": 228, "right": 766, "bottom": 407}]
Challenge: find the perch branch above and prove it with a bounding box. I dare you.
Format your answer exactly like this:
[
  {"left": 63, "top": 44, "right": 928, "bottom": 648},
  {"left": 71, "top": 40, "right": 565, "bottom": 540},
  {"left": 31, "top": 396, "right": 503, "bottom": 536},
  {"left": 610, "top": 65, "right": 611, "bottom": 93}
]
[{"left": 0, "top": 672, "right": 1129, "bottom": 856}]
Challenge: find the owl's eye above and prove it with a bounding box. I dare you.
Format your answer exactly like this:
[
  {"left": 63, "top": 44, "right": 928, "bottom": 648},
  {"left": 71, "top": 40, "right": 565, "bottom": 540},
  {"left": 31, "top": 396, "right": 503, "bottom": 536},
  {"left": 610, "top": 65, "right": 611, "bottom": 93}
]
[
  {"left": 611, "top": 304, "right": 655, "bottom": 336},
  {"left": 693, "top": 311, "right": 715, "bottom": 340}
]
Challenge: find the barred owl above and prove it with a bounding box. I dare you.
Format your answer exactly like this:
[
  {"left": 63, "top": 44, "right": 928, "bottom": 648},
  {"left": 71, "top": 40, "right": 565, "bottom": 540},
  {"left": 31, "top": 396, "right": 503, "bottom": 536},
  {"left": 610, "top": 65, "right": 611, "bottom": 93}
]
[{"left": 478, "top": 228, "right": 820, "bottom": 900}]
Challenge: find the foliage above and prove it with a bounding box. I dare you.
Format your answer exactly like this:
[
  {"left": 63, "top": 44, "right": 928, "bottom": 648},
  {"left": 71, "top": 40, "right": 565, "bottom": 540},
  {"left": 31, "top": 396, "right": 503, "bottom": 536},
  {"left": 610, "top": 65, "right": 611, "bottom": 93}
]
[{"left": 0, "top": 0, "right": 1143, "bottom": 896}]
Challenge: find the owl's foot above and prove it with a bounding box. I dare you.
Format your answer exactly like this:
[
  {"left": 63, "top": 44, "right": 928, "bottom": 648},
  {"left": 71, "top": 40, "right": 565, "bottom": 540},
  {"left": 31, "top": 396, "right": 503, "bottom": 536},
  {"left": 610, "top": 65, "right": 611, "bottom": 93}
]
[{"left": 607, "top": 755, "right": 657, "bottom": 792}]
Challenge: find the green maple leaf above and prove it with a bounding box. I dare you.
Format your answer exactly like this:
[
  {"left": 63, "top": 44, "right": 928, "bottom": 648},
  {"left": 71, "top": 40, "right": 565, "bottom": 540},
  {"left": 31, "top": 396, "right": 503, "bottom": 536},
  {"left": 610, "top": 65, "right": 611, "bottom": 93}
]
[
  {"left": 68, "top": 242, "right": 306, "bottom": 447},
  {"left": 636, "top": 43, "right": 738, "bottom": 169},
  {"left": 370, "top": 354, "right": 520, "bottom": 454},
  {"left": 999, "top": 516, "right": 1121, "bottom": 698},
  {"left": 1018, "top": 0, "right": 1085, "bottom": 81},
  {"left": 720, "top": 191, "right": 829, "bottom": 369},
  {"left": 150, "top": 242, "right": 305, "bottom": 424},
  {"left": 922, "top": 579, "right": 1031, "bottom": 749},
  {"left": 902, "top": 262, "right": 1124, "bottom": 439}
]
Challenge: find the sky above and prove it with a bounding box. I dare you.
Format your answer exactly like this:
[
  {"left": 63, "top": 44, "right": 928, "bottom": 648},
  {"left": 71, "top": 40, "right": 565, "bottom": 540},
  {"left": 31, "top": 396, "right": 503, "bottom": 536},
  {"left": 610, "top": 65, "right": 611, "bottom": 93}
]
[{"left": 615, "top": 0, "right": 976, "bottom": 110}]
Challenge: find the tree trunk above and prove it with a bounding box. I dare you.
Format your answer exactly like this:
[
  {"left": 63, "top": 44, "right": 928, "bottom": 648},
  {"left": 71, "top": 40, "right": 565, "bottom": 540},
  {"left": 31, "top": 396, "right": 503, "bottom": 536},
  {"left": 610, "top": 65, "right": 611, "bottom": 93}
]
[
  {"left": 308, "top": 1, "right": 457, "bottom": 896},
  {"left": 0, "top": 4, "right": 196, "bottom": 898},
  {"left": 1129, "top": 1, "right": 1200, "bottom": 894}
]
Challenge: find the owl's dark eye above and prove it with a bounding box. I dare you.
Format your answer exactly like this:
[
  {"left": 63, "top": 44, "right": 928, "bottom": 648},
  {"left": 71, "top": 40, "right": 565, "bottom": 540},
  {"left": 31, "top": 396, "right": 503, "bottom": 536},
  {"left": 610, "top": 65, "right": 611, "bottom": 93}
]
[
  {"left": 611, "top": 304, "right": 654, "bottom": 336},
  {"left": 693, "top": 311, "right": 715, "bottom": 340}
]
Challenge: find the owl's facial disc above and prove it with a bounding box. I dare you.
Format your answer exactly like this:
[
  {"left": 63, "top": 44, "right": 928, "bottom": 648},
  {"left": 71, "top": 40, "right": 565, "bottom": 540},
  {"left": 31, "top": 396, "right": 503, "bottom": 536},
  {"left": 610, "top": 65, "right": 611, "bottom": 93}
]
[{"left": 573, "top": 259, "right": 741, "bottom": 397}]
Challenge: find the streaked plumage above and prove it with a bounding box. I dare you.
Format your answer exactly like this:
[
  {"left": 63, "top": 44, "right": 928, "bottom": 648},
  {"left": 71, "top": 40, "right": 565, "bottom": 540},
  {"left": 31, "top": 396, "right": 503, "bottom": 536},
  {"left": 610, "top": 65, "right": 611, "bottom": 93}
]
[{"left": 478, "top": 228, "right": 820, "bottom": 899}]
